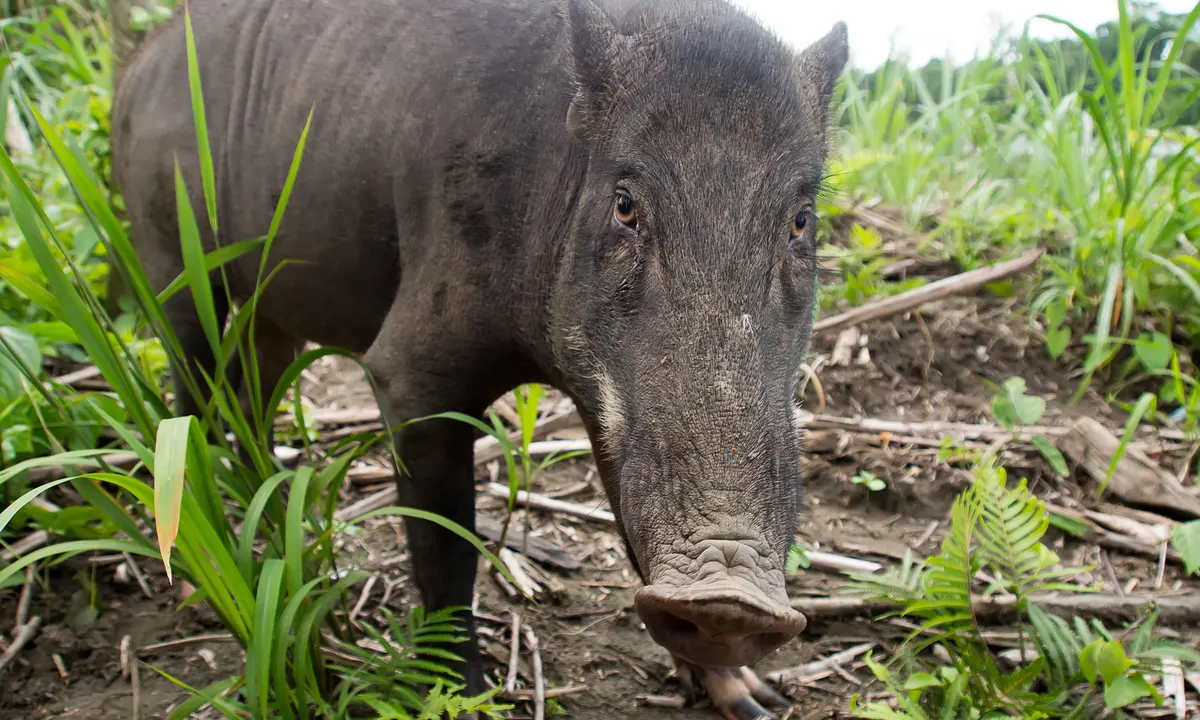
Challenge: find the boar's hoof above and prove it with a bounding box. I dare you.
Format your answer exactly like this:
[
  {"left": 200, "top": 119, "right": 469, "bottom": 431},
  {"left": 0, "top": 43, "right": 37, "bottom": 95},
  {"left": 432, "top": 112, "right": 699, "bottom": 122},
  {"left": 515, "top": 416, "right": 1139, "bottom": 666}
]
[{"left": 674, "top": 659, "right": 792, "bottom": 720}]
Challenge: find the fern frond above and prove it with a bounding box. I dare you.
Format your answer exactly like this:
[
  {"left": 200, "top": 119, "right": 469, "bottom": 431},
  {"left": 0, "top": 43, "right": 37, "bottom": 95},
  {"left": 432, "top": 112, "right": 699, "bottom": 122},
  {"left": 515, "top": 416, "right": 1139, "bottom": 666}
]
[
  {"left": 843, "top": 549, "right": 926, "bottom": 606},
  {"left": 904, "top": 489, "right": 981, "bottom": 652},
  {"left": 974, "top": 464, "right": 1096, "bottom": 601}
]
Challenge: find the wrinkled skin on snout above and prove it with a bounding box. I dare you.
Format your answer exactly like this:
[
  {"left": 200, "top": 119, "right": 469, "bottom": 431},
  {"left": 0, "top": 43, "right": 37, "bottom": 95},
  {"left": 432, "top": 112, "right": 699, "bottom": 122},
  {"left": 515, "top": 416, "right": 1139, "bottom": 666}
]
[
  {"left": 110, "top": 0, "right": 847, "bottom": 717},
  {"left": 550, "top": 0, "right": 847, "bottom": 698}
]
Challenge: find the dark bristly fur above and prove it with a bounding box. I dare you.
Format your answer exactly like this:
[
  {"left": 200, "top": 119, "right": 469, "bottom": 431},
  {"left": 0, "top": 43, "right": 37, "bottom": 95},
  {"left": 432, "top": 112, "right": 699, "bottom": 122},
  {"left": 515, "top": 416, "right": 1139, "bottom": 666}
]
[{"left": 111, "top": 0, "right": 847, "bottom": 715}]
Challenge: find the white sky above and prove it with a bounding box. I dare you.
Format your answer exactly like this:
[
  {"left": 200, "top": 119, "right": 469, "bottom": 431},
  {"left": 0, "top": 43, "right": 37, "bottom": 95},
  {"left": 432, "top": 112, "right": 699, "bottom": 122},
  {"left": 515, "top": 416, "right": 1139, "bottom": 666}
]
[{"left": 729, "top": 0, "right": 1200, "bottom": 69}]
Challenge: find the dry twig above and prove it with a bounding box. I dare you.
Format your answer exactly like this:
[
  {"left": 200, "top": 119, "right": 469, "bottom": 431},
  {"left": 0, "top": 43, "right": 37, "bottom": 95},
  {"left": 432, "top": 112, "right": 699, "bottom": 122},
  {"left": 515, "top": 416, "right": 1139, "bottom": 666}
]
[
  {"left": 14, "top": 567, "right": 33, "bottom": 633},
  {"left": 766, "top": 643, "right": 876, "bottom": 685},
  {"left": 504, "top": 612, "right": 522, "bottom": 694},
  {"left": 522, "top": 625, "right": 545, "bottom": 720},
  {"left": 0, "top": 615, "right": 41, "bottom": 673}
]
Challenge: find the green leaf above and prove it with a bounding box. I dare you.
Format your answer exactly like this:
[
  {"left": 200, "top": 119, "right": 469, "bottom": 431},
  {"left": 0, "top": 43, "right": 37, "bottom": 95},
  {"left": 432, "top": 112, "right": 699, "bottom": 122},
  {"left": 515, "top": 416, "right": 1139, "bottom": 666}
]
[
  {"left": 1032, "top": 435, "right": 1069, "bottom": 477},
  {"left": 0, "top": 325, "right": 42, "bottom": 397},
  {"left": 785, "top": 543, "right": 810, "bottom": 573},
  {"left": 1079, "top": 638, "right": 1102, "bottom": 684},
  {"left": 1087, "top": 639, "right": 1134, "bottom": 683},
  {"left": 902, "top": 672, "right": 942, "bottom": 691},
  {"left": 1103, "top": 673, "right": 1156, "bottom": 709},
  {"left": 153, "top": 416, "right": 193, "bottom": 584},
  {"left": 1044, "top": 297, "right": 1068, "bottom": 331},
  {"left": 1133, "top": 332, "right": 1173, "bottom": 372},
  {"left": 1046, "top": 326, "right": 1071, "bottom": 360},
  {"left": 1007, "top": 377, "right": 1046, "bottom": 425},
  {"left": 1171, "top": 521, "right": 1200, "bottom": 576}
]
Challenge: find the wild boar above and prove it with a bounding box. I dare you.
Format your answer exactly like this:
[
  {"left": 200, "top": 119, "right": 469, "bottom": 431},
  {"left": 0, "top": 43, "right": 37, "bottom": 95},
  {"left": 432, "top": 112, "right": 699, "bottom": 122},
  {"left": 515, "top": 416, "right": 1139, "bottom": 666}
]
[{"left": 110, "top": 0, "right": 848, "bottom": 717}]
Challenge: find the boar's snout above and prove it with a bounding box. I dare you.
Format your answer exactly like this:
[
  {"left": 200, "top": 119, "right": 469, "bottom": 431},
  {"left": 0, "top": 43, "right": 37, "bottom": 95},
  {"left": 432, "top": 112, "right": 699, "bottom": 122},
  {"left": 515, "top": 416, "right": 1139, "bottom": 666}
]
[{"left": 632, "top": 543, "right": 807, "bottom": 668}]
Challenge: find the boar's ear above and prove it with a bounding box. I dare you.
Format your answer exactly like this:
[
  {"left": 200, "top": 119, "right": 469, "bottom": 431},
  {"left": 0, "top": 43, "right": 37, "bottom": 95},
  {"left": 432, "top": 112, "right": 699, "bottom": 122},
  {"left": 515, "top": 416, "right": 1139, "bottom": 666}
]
[
  {"left": 795, "top": 21, "right": 849, "bottom": 114},
  {"left": 558, "top": 0, "right": 634, "bottom": 138}
]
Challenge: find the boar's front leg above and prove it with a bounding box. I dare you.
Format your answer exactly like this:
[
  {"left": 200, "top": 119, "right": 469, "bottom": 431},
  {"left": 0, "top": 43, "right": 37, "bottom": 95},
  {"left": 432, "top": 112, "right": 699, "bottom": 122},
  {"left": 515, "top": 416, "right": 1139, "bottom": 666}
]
[
  {"left": 363, "top": 319, "right": 490, "bottom": 701},
  {"left": 673, "top": 658, "right": 793, "bottom": 720}
]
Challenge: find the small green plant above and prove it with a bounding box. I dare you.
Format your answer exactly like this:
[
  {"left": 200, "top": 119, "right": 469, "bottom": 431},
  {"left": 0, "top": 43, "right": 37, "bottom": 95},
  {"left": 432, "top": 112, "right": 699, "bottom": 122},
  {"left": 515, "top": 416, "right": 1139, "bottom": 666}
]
[
  {"left": 851, "top": 470, "right": 887, "bottom": 492},
  {"left": 441, "top": 382, "right": 589, "bottom": 553},
  {"left": 1173, "top": 520, "right": 1200, "bottom": 576},
  {"left": 819, "top": 223, "right": 927, "bottom": 311},
  {"left": 785, "top": 542, "right": 811, "bottom": 574},
  {"left": 937, "top": 435, "right": 979, "bottom": 467},
  {"left": 845, "top": 458, "right": 1200, "bottom": 718},
  {"left": 987, "top": 376, "right": 1069, "bottom": 477}
]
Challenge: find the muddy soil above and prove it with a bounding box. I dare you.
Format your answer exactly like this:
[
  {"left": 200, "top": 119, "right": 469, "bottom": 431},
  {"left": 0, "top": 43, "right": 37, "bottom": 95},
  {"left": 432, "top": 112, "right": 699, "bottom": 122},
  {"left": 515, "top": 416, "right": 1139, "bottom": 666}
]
[{"left": 2, "top": 289, "right": 1197, "bottom": 720}]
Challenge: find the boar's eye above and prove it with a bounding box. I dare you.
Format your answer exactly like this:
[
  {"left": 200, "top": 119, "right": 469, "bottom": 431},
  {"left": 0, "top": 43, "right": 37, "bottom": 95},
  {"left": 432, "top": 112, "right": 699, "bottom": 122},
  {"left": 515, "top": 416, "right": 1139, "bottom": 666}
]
[
  {"left": 613, "top": 191, "right": 637, "bottom": 229},
  {"left": 790, "top": 210, "right": 811, "bottom": 240}
]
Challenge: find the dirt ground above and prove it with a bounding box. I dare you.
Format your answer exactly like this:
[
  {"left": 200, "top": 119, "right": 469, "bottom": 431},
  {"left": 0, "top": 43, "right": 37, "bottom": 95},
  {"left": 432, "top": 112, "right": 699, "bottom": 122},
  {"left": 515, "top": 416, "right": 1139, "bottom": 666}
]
[{"left": 3, "top": 222, "right": 1199, "bottom": 718}]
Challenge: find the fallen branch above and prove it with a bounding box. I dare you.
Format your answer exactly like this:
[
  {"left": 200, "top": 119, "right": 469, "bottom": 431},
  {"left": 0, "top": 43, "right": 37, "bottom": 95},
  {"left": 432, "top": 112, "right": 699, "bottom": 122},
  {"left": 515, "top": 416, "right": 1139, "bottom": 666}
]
[
  {"left": 793, "top": 593, "right": 1200, "bottom": 626},
  {"left": 812, "top": 248, "right": 1044, "bottom": 335},
  {"left": 1058, "top": 417, "right": 1200, "bottom": 519},
  {"left": 765, "top": 642, "right": 876, "bottom": 685}
]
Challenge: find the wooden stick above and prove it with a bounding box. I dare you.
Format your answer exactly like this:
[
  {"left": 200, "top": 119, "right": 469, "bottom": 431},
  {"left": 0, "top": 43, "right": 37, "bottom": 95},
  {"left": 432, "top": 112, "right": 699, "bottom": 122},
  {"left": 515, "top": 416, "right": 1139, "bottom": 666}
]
[
  {"left": 638, "top": 695, "right": 687, "bottom": 709},
  {"left": 793, "top": 593, "right": 1200, "bottom": 625},
  {"left": 506, "top": 684, "right": 589, "bottom": 700},
  {"left": 48, "top": 365, "right": 102, "bottom": 387},
  {"left": 122, "top": 553, "right": 154, "bottom": 599},
  {"left": 504, "top": 612, "right": 522, "bottom": 694},
  {"left": 136, "top": 633, "right": 236, "bottom": 656},
  {"left": 13, "top": 567, "right": 33, "bottom": 633},
  {"left": 485, "top": 483, "right": 616, "bottom": 524},
  {"left": 522, "top": 625, "right": 545, "bottom": 720},
  {"left": 804, "top": 551, "right": 881, "bottom": 575},
  {"left": 812, "top": 248, "right": 1044, "bottom": 335},
  {"left": 0, "top": 616, "right": 41, "bottom": 673},
  {"left": 766, "top": 643, "right": 876, "bottom": 685},
  {"left": 22, "top": 451, "right": 142, "bottom": 485},
  {"left": 498, "top": 548, "right": 541, "bottom": 599},
  {"left": 474, "top": 411, "right": 583, "bottom": 465},
  {"left": 120, "top": 635, "right": 132, "bottom": 678},
  {"left": 130, "top": 651, "right": 140, "bottom": 720}
]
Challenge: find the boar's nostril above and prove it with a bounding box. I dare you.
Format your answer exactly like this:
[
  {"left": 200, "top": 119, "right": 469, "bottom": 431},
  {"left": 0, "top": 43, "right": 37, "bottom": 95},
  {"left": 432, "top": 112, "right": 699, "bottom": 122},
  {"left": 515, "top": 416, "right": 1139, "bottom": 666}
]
[{"left": 634, "top": 584, "right": 807, "bottom": 668}]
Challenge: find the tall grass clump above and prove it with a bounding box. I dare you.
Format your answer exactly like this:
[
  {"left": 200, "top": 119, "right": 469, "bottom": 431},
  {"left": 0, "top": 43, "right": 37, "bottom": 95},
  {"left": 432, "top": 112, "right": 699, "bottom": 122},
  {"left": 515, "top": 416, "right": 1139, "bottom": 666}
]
[
  {"left": 827, "top": 0, "right": 1200, "bottom": 418},
  {"left": 0, "top": 5, "right": 511, "bottom": 717}
]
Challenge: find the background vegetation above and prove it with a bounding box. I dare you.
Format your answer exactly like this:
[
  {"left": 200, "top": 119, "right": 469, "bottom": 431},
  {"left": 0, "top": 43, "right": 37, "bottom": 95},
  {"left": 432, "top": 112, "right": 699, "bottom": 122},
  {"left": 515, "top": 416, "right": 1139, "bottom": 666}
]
[{"left": 0, "top": 0, "right": 1197, "bottom": 717}]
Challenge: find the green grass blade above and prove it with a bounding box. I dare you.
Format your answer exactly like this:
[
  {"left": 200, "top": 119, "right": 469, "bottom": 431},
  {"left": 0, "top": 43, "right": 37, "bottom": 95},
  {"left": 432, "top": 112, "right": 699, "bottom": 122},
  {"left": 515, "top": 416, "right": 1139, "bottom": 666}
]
[
  {"left": 173, "top": 159, "right": 222, "bottom": 356},
  {"left": 247, "top": 558, "right": 286, "bottom": 717},
  {"left": 284, "top": 466, "right": 313, "bottom": 597},
  {"left": 182, "top": 3, "right": 218, "bottom": 236}
]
